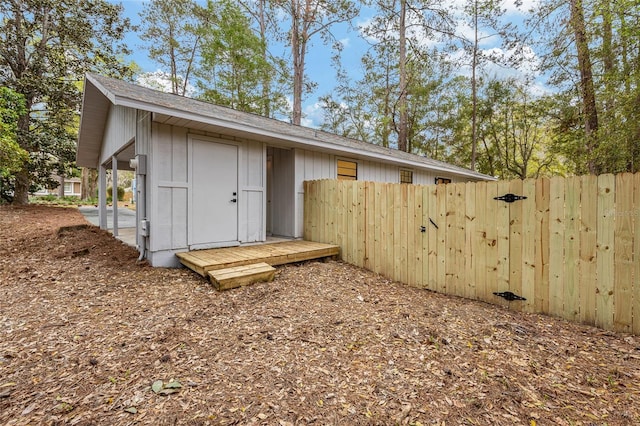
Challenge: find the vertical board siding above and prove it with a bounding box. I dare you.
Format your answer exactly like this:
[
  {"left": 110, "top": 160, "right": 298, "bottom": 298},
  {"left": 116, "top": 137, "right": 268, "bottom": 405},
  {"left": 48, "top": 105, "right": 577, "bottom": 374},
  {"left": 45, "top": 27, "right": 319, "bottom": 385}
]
[{"left": 304, "top": 174, "right": 640, "bottom": 335}]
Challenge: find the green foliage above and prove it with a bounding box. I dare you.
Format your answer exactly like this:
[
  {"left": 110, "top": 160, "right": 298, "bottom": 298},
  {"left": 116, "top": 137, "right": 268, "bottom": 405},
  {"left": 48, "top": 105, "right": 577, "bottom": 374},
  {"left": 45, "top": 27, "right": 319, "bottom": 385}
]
[
  {"left": 0, "top": 87, "right": 29, "bottom": 202},
  {"left": 0, "top": 0, "right": 134, "bottom": 204},
  {"left": 526, "top": 0, "right": 640, "bottom": 174},
  {"left": 29, "top": 195, "right": 84, "bottom": 206},
  {"left": 139, "top": 0, "right": 201, "bottom": 95},
  {"left": 197, "top": 0, "right": 288, "bottom": 116},
  {"left": 106, "top": 186, "right": 125, "bottom": 202}
]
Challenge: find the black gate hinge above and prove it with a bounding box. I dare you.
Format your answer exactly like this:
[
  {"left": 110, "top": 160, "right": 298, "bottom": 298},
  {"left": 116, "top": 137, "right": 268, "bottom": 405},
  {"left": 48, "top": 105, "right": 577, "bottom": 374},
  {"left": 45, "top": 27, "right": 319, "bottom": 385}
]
[{"left": 494, "top": 193, "right": 527, "bottom": 203}]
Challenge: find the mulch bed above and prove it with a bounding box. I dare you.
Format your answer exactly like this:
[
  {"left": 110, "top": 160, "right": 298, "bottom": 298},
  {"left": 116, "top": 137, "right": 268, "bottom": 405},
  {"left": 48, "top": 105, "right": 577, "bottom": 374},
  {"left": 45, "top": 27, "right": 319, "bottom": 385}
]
[{"left": 1, "top": 205, "right": 639, "bottom": 425}]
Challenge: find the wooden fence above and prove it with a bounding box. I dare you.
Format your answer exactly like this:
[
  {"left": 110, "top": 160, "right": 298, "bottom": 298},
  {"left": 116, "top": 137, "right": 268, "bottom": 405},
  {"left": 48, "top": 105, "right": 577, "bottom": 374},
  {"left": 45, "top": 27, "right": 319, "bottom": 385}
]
[{"left": 303, "top": 174, "right": 640, "bottom": 335}]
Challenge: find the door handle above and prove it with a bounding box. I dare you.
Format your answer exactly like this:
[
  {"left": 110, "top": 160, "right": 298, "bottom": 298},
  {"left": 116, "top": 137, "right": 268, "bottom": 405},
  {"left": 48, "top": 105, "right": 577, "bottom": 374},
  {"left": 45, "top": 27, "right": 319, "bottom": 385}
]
[{"left": 231, "top": 198, "right": 237, "bottom": 203}]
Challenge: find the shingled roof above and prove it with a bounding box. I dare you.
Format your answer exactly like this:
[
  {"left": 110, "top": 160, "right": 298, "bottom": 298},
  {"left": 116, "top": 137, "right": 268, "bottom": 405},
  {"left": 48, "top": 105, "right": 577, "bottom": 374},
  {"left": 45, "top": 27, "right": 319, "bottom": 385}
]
[{"left": 78, "top": 73, "right": 494, "bottom": 181}]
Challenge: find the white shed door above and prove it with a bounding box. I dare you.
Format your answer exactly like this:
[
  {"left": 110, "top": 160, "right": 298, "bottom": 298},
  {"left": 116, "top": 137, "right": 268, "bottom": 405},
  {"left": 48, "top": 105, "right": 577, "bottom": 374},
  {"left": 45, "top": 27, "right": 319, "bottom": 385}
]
[{"left": 190, "top": 139, "right": 238, "bottom": 246}]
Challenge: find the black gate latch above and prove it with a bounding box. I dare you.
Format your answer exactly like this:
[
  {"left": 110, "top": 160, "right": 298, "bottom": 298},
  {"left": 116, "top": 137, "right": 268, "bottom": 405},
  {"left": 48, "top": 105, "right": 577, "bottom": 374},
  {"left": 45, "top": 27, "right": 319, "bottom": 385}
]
[{"left": 494, "top": 193, "right": 527, "bottom": 203}]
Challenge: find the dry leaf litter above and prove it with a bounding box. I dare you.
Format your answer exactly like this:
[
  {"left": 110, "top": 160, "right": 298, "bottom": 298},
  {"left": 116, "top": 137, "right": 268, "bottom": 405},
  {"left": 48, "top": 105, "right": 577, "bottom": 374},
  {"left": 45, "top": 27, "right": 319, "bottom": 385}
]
[{"left": 1, "top": 205, "right": 639, "bottom": 425}]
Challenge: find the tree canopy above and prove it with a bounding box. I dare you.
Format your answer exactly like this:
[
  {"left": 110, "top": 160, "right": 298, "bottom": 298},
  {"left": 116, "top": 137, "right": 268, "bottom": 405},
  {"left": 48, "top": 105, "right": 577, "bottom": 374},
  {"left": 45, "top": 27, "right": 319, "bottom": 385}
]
[
  {"left": 0, "top": 0, "right": 134, "bottom": 204},
  {"left": 3, "top": 0, "right": 638, "bottom": 201}
]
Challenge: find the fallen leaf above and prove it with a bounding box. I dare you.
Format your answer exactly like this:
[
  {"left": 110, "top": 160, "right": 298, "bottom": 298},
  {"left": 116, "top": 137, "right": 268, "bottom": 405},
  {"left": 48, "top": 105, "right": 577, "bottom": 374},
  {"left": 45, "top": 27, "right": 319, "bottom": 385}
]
[{"left": 151, "top": 380, "right": 164, "bottom": 394}]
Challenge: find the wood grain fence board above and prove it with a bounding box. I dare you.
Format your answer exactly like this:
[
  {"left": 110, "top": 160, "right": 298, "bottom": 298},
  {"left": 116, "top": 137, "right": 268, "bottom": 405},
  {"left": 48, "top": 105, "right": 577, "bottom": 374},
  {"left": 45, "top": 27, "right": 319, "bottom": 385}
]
[
  {"left": 445, "top": 183, "right": 463, "bottom": 296},
  {"left": 350, "top": 180, "right": 358, "bottom": 265},
  {"left": 579, "top": 175, "right": 597, "bottom": 326},
  {"left": 495, "top": 180, "right": 511, "bottom": 308},
  {"left": 364, "top": 182, "right": 374, "bottom": 270},
  {"left": 312, "top": 181, "right": 320, "bottom": 242},
  {"left": 454, "top": 183, "right": 466, "bottom": 297},
  {"left": 336, "top": 181, "right": 345, "bottom": 257},
  {"left": 509, "top": 178, "right": 524, "bottom": 308},
  {"left": 563, "top": 176, "right": 580, "bottom": 322},
  {"left": 377, "top": 183, "right": 387, "bottom": 276},
  {"left": 348, "top": 180, "right": 356, "bottom": 264},
  {"left": 450, "top": 183, "right": 463, "bottom": 295},
  {"left": 392, "top": 184, "right": 402, "bottom": 282},
  {"left": 342, "top": 181, "right": 350, "bottom": 263},
  {"left": 340, "top": 181, "right": 349, "bottom": 262},
  {"left": 326, "top": 180, "right": 334, "bottom": 244},
  {"left": 596, "top": 174, "right": 615, "bottom": 330},
  {"left": 613, "top": 173, "right": 633, "bottom": 332},
  {"left": 303, "top": 181, "right": 312, "bottom": 241},
  {"left": 303, "top": 181, "right": 310, "bottom": 240},
  {"left": 373, "top": 182, "right": 382, "bottom": 274},
  {"left": 444, "top": 184, "right": 455, "bottom": 295},
  {"left": 313, "top": 181, "right": 321, "bottom": 242},
  {"left": 534, "top": 178, "right": 550, "bottom": 313},
  {"left": 356, "top": 181, "right": 366, "bottom": 269},
  {"left": 474, "top": 181, "right": 488, "bottom": 302},
  {"left": 465, "top": 181, "right": 477, "bottom": 300},
  {"left": 549, "top": 176, "right": 565, "bottom": 317},
  {"left": 387, "top": 183, "right": 395, "bottom": 279},
  {"left": 521, "top": 179, "right": 536, "bottom": 312},
  {"left": 484, "top": 181, "right": 499, "bottom": 304},
  {"left": 303, "top": 173, "right": 640, "bottom": 336},
  {"left": 400, "top": 184, "right": 409, "bottom": 285},
  {"left": 427, "top": 185, "right": 438, "bottom": 291},
  {"left": 382, "top": 182, "right": 392, "bottom": 277},
  {"left": 407, "top": 184, "right": 418, "bottom": 287},
  {"left": 634, "top": 173, "right": 640, "bottom": 334},
  {"left": 318, "top": 180, "right": 326, "bottom": 243},
  {"left": 418, "top": 185, "right": 428, "bottom": 288},
  {"left": 436, "top": 184, "right": 447, "bottom": 294}
]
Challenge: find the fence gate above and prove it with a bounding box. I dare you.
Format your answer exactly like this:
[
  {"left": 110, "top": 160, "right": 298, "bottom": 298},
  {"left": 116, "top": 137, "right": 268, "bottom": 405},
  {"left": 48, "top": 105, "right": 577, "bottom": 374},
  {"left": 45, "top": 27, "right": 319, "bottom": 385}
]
[{"left": 304, "top": 174, "right": 640, "bottom": 335}]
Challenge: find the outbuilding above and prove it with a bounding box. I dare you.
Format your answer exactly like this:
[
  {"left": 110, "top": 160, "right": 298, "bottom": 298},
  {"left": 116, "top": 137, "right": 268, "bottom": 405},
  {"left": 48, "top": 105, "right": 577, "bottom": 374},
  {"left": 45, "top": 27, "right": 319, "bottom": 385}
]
[{"left": 76, "top": 74, "right": 493, "bottom": 267}]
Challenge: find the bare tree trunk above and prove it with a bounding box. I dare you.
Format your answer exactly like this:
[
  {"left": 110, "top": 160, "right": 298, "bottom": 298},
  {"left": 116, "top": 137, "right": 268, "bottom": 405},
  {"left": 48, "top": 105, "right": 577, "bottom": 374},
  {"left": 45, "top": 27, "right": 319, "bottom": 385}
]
[
  {"left": 258, "top": 0, "right": 271, "bottom": 117},
  {"left": 81, "top": 167, "right": 98, "bottom": 200},
  {"left": 291, "top": 0, "right": 304, "bottom": 125},
  {"left": 12, "top": 169, "right": 30, "bottom": 205},
  {"left": 569, "top": 0, "right": 598, "bottom": 174},
  {"left": 601, "top": 0, "right": 614, "bottom": 113},
  {"left": 470, "top": 0, "right": 479, "bottom": 171},
  {"left": 397, "top": 0, "right": 408, "bottom": 152},
  {"left": 58, "top": 175, "right": 65, "bottom": 197}
]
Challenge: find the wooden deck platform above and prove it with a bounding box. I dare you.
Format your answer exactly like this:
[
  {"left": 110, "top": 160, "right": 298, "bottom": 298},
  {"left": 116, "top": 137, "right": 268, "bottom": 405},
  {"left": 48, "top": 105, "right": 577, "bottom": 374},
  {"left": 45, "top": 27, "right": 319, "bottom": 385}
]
[{"left": 176, "top": 240, "right": 340, "bottom": 277}]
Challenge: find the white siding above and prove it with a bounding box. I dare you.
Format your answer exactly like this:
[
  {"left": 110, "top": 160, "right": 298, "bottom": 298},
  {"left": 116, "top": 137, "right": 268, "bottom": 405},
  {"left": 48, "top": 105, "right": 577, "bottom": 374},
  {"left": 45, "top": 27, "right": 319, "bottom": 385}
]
[
  {"left": 149, "top": 124, "right": 189, "bottom": 252},
  {"left": 270, "top": 148, "right": 295, "bottom": 237},
  {"left": 100, "top": 105, "right": 136, "bottom": 165},
  {"left": 146, "top": 123, "right": 266, "bottom": 264},
  {"left": 291, "top": 148, "right": 471, "bottom": 237},
  {"left": 238, "top": 140, "right": 266, "bottom": 243}
]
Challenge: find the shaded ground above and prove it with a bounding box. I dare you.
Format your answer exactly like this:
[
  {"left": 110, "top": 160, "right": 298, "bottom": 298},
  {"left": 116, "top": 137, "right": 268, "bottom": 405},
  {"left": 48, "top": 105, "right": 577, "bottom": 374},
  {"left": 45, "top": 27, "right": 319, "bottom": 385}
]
[{"left": 1, "top": 205, "right": 639, "bottom": 425}]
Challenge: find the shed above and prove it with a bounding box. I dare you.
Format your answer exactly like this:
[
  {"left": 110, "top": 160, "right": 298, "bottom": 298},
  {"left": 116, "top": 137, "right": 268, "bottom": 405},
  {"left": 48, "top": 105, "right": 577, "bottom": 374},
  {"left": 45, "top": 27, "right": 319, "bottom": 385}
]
[{"left": 77, "top": 74, "right": 494, "bottom": 267}]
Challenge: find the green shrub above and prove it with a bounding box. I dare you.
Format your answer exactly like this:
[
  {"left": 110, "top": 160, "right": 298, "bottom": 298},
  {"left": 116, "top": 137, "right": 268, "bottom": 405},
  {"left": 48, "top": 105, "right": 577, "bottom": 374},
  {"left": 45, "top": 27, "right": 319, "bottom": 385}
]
[
  {"left": 29, "top": 195, "right": 81, "bottom": 205},
  {"left": 106, "top": 186, "right": 125, "bottom": 202}
]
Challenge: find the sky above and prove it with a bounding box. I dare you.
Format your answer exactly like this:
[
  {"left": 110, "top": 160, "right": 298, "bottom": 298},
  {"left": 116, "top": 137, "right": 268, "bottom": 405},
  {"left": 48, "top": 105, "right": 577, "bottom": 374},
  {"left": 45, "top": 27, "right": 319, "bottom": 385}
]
[{"left": 111, "top": 0, "right": 541, "bottom": 128}]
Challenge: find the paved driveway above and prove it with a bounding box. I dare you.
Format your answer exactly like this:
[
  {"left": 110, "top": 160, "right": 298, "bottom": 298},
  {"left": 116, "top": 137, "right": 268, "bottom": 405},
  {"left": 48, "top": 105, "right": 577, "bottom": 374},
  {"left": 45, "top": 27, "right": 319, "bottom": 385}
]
[
  {"left": 78, "top": 206, "right": 137, "bottom": 247},
  {"left": 78, "top": 206, "right": 136, "bottom": 228}
]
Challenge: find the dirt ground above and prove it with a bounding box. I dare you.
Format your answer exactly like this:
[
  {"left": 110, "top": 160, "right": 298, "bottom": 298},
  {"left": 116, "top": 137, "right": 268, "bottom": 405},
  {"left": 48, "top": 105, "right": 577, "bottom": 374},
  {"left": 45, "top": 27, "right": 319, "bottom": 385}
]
[{"left": 1, "top": 206, "right": 639, "bottom": 425}]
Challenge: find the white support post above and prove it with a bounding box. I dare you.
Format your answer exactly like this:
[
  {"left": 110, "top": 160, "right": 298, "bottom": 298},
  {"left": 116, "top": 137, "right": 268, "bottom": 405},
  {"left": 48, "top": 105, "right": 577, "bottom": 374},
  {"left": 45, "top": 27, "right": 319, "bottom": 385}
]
[
  {"left": 98, "top": 164, "right": 107, "bottom": 230},
  {"left": 112, "top": 156, "right": 119, "bottom": 237}
]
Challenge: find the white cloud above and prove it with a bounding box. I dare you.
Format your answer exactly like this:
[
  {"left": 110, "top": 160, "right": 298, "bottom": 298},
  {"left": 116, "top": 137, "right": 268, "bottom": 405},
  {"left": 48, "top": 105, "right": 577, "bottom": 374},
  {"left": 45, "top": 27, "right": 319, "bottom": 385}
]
[
  {"left": 135, "top": 70, "right": 196, "bottom": 97},
  {"left": 301, "top": 102, "right": 324, "bottom": 128}
]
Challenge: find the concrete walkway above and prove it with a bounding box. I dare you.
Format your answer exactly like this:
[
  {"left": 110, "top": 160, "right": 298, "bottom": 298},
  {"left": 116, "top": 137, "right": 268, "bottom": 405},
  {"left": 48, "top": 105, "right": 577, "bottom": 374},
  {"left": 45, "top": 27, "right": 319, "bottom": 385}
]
[{"left": 78, "top": 206, "right": 137, "bottom": 247}]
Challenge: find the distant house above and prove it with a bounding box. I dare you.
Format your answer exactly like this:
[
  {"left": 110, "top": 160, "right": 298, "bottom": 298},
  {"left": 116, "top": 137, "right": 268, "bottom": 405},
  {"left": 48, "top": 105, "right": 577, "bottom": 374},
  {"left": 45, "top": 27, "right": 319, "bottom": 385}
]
[
  {"left": 32, "top": 176, "right": 81, "bottom": 197},
  {"left": 76, "top": 74, "right": 494, "bottom": 267}
]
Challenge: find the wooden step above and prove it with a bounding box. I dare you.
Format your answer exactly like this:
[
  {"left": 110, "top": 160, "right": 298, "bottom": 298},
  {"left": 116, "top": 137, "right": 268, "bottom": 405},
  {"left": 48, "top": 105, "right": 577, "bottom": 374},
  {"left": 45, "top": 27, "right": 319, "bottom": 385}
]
[{"left": 208, "top": 262, "right": 276, "bottom": 291}]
